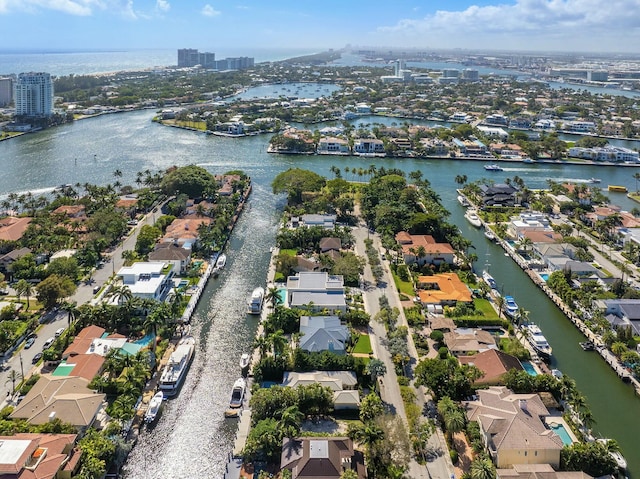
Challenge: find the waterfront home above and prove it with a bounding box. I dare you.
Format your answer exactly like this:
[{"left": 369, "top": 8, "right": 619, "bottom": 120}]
[
  {"left": 10, "top": 376, "right": 106, "bottom": 432},
  {"left": 115, "top": 194, "right": 139, "bottom": 215},
  {"left": 282, "top": 371, "right": 358, "bottom": 391},
  {"left": 161, "top": 217, "right": 212, "bottom": 248},
  {"left": 292, "top": 256, "right": 322, "bottom": 274},
  {"left": 569, "top": 146, "right": 639, "bottom": 163},
  {"left": 477, "top": 126, "right": 509, "bottom": 140},
  {"left": 317, "top": 136, "right": 350, "bottom": 155},
  {"left": 299, "top": 315, "right": 349, "bottom": 354},
  {"left": 416, "top": 273, "right": 473, "bottom": 306},
  {"left": 595, "top": 298, "right": 640, "bottom": 335},
  {"left": 419, "top": 138, "right": 449, "bottom": 155},
  {"left": 561, "top": 120, "right": 597, "bottom": 133},
  {"left": 353, "top": 138, "right": 385, "bottom": 155},
  {"left": 0, "top": 216, "right": 32, "bottom": 242},
  {"left": 458, "top": 349, "right": 524, "bottom": 385},
  {"left": 464, "top": 386, "right": 564, "bottom": 468},
  {"left": 286, "top": 271, "right": 346, "bottom": 313},
  {"left": 443, "top": 328, "right": 497, "bottom": 356},
  {"left": 0, "top": 433, "right": 81, "bottom": 478},
  {"left": 52, "top": 204, "right": 86, "bottom": 219},
  {"left": 507, "top": 212, "right": 552, "bottom": 239},
  {"left": 116, "top": 262, "right": 175, "bottom": 302},
  {"left": 319, "top": 237, "right": 341, "bottom": 253},
  {"left": 148, "top": 242, "right": 192, "bottom": 274},
  {"left": 479, "top": 184, "right": 518, "bottom": 207},
  {"left": 49, "top": 354, "right": 105, "bottom": 381},
  {"left": 395, "top": 231, "right": 455, "bottom": 266},
  {"left": 483, "top": 114, "right": 509, "bottom": 127},
  {"left": 281, "top": 437, "right": 365, "bottom": 479},
  {"left": 452, "top": 138, "right": 488, "bottom": 156},
  {"left": 62, "top": 325, "right": 105, "bottom": 359}
]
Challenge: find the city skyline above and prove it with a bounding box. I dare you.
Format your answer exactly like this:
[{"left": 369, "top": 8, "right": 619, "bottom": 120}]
[{"left": 0, "top": 0, "right": 639, "bottom": 55}]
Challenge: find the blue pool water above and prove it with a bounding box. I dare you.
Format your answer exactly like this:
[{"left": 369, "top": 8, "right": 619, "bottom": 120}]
[
  {"left": 277, "top": 288, "right": 286, "bottom": 305},
  {"left": 522, "top": 361, "right": 538, "bottom": 376},
  {"left": 540, "top": 273, "right": 549, "bottom": 282},
  {"left": 134, "top": 333, "right": 155, "bottom": 346},
  {"left": 549, "top": 422, "right": 573, "bottom": 446},
  {"left": 178, "top": 279, "right": 189, "bottom": 288}
]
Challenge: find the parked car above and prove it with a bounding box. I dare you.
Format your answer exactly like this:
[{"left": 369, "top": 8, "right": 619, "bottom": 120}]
[
  {"left": 24, "top": 337, "right": 35, "bottom": 349},
  {"left": 55, "top": 327, "right": 65, "bottom": 338},
  {"left": 31, "top": 352, "right": 43, "bottom": 364},
  {"left": 42, "top": 337, "right": 55, "bottom": 349}
]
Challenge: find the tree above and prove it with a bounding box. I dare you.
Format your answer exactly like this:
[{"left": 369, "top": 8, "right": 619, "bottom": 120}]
[
  {"left": 360, "top": 392, "right": 385, "bottom": 422},
  {"left": 35, "top": 274, "right": 75, "bottom": 310},
  {"left": 265, "top": 286, "right": 282, "bottom": 309},
  {"left": 14, "top": 279, "right": 32, "bottom": 307},
  {"left": 135, "top": 224, "right": 162, "bottom": 255},
  {"left": 470, "top": 457, "right": 496, "bottom": 479},
  {"left": 160, "top": 165, "right": 216, "bottom": 198},
  {"left": 278, "top": 405, "right": 304, "bottom": 438},
  {"left": 272, "top": 168, "right": 326, "bottom": 204},
  {"left": 365, "top": 358, "right": 387, "bottom": 382}
]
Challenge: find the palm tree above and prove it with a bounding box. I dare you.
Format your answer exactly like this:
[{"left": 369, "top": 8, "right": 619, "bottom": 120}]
[
  {"left": 107, "top": 285, "right": 133, "bottom": 306},
  {"left": 633, "top": 172, "right": 640, "bottom": 194},
  {"left": 5, "top": 370, "right": 22, "bottom": 394},
  {"left": 60, "top": 300, "right": 79, "bottom": 327},
  {"left": 253, "top": 335, "right": 270, "bottom": 360},
  {"left": 470, "top": 457, "right": 496, "bottom": 479},
  {"left": 278, "top": 405, "right": 304, "bottom": 438},
  {"left": 265, "top": 286, "right": 282, "bottom": 309},
  {"left": 14, "top": 279, "right": 31, "bottom": 307},
  {"left": 495, "top": 295, "right": 505, "bottom": 319},
  {"left": 349, "top": 423, "right": 385, "bottom": 461},
  {"left": 268, "top": 329, "right": 288, "bottom": 357},
  {"left": 455, "top": 174, "right": 468, "bottom": 186}
]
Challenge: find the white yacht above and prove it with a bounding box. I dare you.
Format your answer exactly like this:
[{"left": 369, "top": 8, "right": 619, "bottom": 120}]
[
  {"left": 158, "top": 336, "right": 195, "bottom": 397},
  {"left": 216, "top": 253, "right": 227, "bottom": 269},
  {"left": 457, "top": 195, "right": 470, "bottom": 207},
  {"left": 144, "top": 391, "right": 164, "bottom": 424},
  {"left": 525, "top": 324, "right": 553, "bottom": 361},
  {"left": 239, "top": 353, "right": 251, "bottom": 374},
  {"left": 482, "top": 270, "right": 498, "bottom": 290},
  {"left": 229, "top": 378, "right": 246, "bottom": 409},
  {"left": 247, "top": 287, "right": 265, "bottom": 315},
  {"left": 465, "top": 210, "right": 482, "bottom": 228}
]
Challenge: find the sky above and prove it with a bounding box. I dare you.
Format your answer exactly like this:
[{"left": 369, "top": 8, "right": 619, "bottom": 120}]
[{"left": 0, "top": 0, "right": 639, "bottom": 54}]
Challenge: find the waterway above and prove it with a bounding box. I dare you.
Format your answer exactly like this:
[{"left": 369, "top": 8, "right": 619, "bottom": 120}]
[{"left": 1, "top": 110, "right": 639, "bottom": 477}]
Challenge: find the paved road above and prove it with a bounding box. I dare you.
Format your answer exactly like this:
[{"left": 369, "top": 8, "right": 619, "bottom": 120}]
[
  {"left": 352, "top": 222, "right": 453, "bottom": 479},
  {"left": 0, "top": 202, "right": 166, "bottom": 399}
]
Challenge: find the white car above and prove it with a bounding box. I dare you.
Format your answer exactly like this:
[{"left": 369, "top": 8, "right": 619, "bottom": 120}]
[
  {"left": 42, "top": 337, "right": 55, "bottom": 349},
  {"left": 55, "top": 327, "right": 65, "bottom": 338}
]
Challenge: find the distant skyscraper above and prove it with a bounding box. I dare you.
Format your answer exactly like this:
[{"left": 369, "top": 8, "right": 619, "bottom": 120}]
[
  {"left": 14, "top": 72, "right": 53, "bottom": 117},
  {"left": 178, "top": 48, "right": 199, "bottom": 67},
  {"left": 0, "top": 77, "right": 12, "bottom": 107}
]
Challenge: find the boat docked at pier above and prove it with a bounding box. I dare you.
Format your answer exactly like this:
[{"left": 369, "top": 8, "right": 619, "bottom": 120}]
[
  {"left": 482, "top": 270, "right": 499, "bottom": 291},
  {"left": 229, "top": 377, "right": 246, "bottom": 409},
  {"left": 247, "top": 287, "right": 265, "bottom": 315},
  {"left": 597, "top": 439, "right": 627, "bottom": 471},
  {"left": 525, "top": 324, "right": 553, "bottom": 361},
  {"left": 580, "top": 341, "right": 595, "bottom": 351},
  {"left": 465, "top": 210, "right": 482, "bottom": 228},
  {"left": 216, "top": 253, "right": 227, "bottom": 269},
  {"left": 144, "top": 391, "right": 164, "bottom": 424},
  {"left": 457, "top": 195, "right": 470, "bottom": 207},
  {"left": 503, "top": 295, "right": 519, "bottom": 318},
  {"left": 239, "top": 353, "right": 251, "bottom": 375},
  {"left": 484, "top": 228, "right": 496, "bottom": 241},
  {"left": 484, "top": 164, "right": 503, "bottom": 171},
  {"left": 158, "top": 336, "right": 195, "bottom": 397}
]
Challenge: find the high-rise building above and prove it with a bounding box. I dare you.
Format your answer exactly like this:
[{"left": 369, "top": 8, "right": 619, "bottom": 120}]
[
  {"left": 178, "top": 48, "right": 199, "bottom": 67},
  {"left": 14, "top": 72, "right": 54, "bottom": 117},
  {"left": 0, "top": 77, "right": 12, "bottom": 107},
  {"left": 177, "top": 49, "right": 253, "bottom": 70}
]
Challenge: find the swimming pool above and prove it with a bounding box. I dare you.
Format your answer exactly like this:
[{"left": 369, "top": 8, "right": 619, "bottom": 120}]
[
  {"left": 277, "top": 288, "right": 286, "bottom": 305},
  {"left": 540, "top": 273, "right": 549, "bottom": 282},
  {"left": 134, "top": 332, "right": 155, "bottom": 346},
  {"left": 548, "top": 422, "right": 574, "bottom": 446},
  {"left": 522, "top": 361, "right": 538, "bottom": 376}
]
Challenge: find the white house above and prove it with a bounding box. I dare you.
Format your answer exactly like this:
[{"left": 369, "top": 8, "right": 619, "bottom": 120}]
[
  {"left": 317, "top": 137, "right": 350, "bottom": 154},
  {"left": 116, "top": 262, "right": 174, "bottom": 301},
  {"left": 353, "top": 139, "right": 385, "bottom": 155},
  {"left": 286, "top": 272, "right": 346, "bottom": 313}
]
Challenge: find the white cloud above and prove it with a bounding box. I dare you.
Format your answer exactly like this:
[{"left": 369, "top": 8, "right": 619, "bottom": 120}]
[
  {"left": 0, "top": 0, "right": 145, "bottom": 17},
  {"left": 201, "top": 4, "right": 220, "bottom": 17},
  {"left": 377, "top": 0, "right": 640, "bottom": 50},
  {"left": 156, "top": 0, "right": 169, "bottom": 12}
]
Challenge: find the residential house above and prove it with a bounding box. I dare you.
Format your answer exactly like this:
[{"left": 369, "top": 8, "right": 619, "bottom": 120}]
[
  {"left": 416, "top": 273, "right": 472, "bottom": 306},
  {"left": 319, "top": 237, "right": 341, "bottom": 253},
  {"left": 596, "top": 298, "right": 640, "bottom": 335},
  {"left": 10, "top": 376, "right": 106, "bottom": 431},
  {"left": 318, "top": 137, "right": 351, "bottom": 155},
  {"left": 444, "top": 328, "right": 497, "bottom": 356},
  {"left": 0, "top": 433, "right": 80, "bottom": 479},
  {"left": 161, "top": 217, "right": 212, "bottom": 249},
  {"left": 464, "top": 387, "right": 564, "bottom": 468},
  {"left": 292, "top": 256, "right": 322, "bottom": 274},
  {"left": 534, "top": 243, "right": 576, "bottom": 269},
  {"left": 52, "top": 205, "right": 86, "bottom": 219},
  {"left": 115, "top": 194, "right": 139, "bottom": 215},
  {"left": 300, "top": 214, "right": 336, "bottom": 229},
  {"left": 62, "top": 325, "right": 105, "bottom": 360},
  {"left": 479, "top": 184, "right": 519, "bottom": 207},
  {"left": 452, "top": 138, "right": 488, "bottom": 155},
  {"left": 50, "top": 354, "right": 105, "bottom": 381},
  {"left": 282, "top": 371, "right": 360, "bottom": 411},
  {"left": 497, "top": 463, "right": 592, "bottom": 479},
  {"left": 0, "top": 217, "right": 32, "bottom": 242},
  {"left": 148, "top": 242, "right": 192, "bottom": 274},
  {"left": 281, "top": 437, "right": 365, "bottom": 479},
  {"left": 286, "top": 271, "right": 346, "bottom": 312},
  {"left": 395, "top": 231, "right": 455, "bottom": 266},
  {"left": 353, "top": 138, "right": 385, "bottom": 155},
  {"left": 116, "top": 262, "right": 174, "bottom": 301},
  {"left": 299, "top": 316, "right": 349, "bottom": 354},
  {"left": 0, "top": 247, "right": 31, "bottom": 276},
  {"left": 458, "top": 349, "right": 524, "bottom": 385},
  {"left": 508, "top": 213, "right": 552, "bottom": 240}
]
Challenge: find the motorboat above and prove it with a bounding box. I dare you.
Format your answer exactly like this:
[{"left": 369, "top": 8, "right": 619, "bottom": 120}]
[
  {"left": 247, "top": 287, "right": 265, "bottom": 315},
  {"left": 525, "top": 324, "right": 553, "bottom": 361},
  {"left": 597, "top": 439, "right": 627, "bottom": 470},
  {"left": 608, "top": 185, "right": 628, "bottom": 192},
  {"left": 229, "top": 378, "right": 246, "bottom": 408},
  {"left": 465, "top": 210, "right": 482, "bottom": 228},
  {"left": 158, "top": 336, "right": 195, "bottom": 397},
  {"left": 484, "top": 164, "right": 503, "bottom": 171},
  {"left": 457, "top": 195, "right": 470, "bottom": 207},
  {"left": 588, "top": 177, "right": 601, "bottom": 184},
  {"left": 239, "top": 353, "right": 251, "bottom": 374},
  {"left": 216, "top": 253, "right": 227, "bottom": 269},
  {"left": 503, "top": 295, "right": 519, "bottom": 317},
  {"left": 580, "top": 341, "right": 595, "bottom": 351},
  {"left": 484, "top": 228, "right": 496, "bottom": 241},
  {"left": 482, "top": 270, "right": 498, "bottom": 290},
  {"left": 144, "top": 391, "right": 164, "bottom": 424}
]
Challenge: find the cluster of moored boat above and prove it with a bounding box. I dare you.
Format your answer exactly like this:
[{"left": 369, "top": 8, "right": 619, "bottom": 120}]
[
  {"left": 482, "top": 270, "right": 553, "bottom": 361},
  {"left": 458, "top": 194, "right": 496, "bottom": 242}
]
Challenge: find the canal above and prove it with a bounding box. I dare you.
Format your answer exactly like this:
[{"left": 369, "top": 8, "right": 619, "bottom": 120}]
[{"left": 0, "top": 109, "right": 638, "bottom": 476}]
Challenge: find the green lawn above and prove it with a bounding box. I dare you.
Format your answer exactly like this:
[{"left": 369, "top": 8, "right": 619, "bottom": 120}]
[
  {"left": 352, "top": 334, "right": 373, "bottom": 354},
  {"left": 280, "top": 249, "right": 297, "bottom": 256},
  {"left": 391, "top": 268, "right": 415, "bottom": 297},
  {"left": 473, "top": 298, "right": 500, "bottom": 319}
]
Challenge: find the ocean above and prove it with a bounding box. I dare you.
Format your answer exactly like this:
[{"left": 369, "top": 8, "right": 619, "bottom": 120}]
[{"left": 0, "top": 47, "right": 321, "bottom": 77}]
